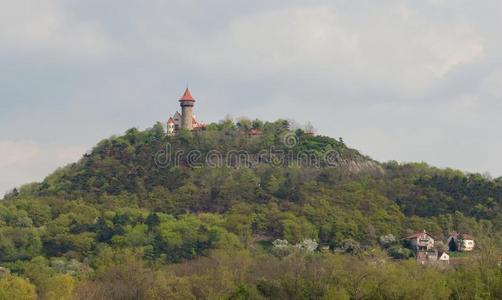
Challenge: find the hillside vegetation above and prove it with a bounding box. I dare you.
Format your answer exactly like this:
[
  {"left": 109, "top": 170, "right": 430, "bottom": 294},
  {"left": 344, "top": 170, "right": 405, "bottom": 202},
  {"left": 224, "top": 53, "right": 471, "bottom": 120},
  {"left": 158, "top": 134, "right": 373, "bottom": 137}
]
[{"left": 1, "top": 119, "right": 502, "bottom": 299}]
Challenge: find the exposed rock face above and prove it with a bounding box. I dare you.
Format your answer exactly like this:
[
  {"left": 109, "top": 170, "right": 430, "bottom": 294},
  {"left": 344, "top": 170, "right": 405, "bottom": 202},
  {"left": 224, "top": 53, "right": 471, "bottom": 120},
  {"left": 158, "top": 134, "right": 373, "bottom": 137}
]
[{"left": 346, "top": 159, "right": 385, "bottom": 175}]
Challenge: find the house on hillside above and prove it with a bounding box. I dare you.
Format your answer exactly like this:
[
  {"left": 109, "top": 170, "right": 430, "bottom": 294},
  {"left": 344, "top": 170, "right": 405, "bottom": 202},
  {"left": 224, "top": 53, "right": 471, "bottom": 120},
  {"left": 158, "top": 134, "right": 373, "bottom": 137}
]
[
  {"left": 416, "top": 251, "right": 449, "bottom": 266},
  {"left": 447, "top": 232, "right": 475, "bottom": 251},
  {"left": 405, "top": 230, "right": 435, "bottom": 251},
  {"left": 437, "top": 251, "right": 450, "bottom": 264}
]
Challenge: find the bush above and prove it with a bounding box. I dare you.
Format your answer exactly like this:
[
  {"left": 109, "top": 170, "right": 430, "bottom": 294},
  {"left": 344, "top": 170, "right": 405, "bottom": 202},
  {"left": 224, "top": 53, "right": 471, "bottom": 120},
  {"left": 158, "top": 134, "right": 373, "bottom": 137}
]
[{"left": 387, "top": 246, "right": 413, "bottom": 259}]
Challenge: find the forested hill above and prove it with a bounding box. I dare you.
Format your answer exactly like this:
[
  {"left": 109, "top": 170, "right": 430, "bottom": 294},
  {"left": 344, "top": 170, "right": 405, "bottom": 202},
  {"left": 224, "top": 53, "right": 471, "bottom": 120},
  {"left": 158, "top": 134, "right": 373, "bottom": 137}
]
[
  {"left": 1, "top": 119, "right": 502, "bottom": 299},
  {"left": 4, "top": 119, "right": 502, "bottom": 240},
  {"left": 9, "top": 119, "right": 381, "bottom": 200}
]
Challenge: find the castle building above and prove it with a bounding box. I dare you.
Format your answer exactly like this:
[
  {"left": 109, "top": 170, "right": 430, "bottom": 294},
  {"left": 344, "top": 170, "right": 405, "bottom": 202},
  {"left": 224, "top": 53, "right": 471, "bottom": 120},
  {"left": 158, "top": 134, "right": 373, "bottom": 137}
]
[
  {"left": 180, "top": 88, "right": 195, "bottom": 130},
  {"left": 167, "top": 88, "right": 204, "bottom": 135},
  {"left": 167, "top": 117, "right": 175, "bottom": 135}
]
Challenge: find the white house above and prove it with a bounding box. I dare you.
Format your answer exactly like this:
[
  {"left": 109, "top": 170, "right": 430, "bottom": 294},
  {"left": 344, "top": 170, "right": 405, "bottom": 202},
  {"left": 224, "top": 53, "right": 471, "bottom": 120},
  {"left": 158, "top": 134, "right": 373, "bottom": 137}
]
[
  {"left": 447, "top": 232, "right": 475, "bottom": 252},
  {"left": 437, "top": 251, "right": 450, "bottom": 264},
  {"left": 405, "top": 230, "right": 435, "bottom": 251}
]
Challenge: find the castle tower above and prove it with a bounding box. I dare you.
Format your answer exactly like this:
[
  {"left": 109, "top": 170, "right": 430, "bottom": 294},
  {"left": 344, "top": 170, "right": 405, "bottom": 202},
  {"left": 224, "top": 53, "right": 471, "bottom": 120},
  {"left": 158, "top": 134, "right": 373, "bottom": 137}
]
[{"left": 179, "top": 88, "right": 196, "bottom": 130}]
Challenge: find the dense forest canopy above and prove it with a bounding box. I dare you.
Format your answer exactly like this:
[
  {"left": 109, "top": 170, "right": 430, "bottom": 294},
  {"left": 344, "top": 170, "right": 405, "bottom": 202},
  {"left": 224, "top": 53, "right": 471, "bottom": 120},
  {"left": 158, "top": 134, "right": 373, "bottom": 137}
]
[{"left": 1, "top": 119, "right": 501, "bottom": 299}]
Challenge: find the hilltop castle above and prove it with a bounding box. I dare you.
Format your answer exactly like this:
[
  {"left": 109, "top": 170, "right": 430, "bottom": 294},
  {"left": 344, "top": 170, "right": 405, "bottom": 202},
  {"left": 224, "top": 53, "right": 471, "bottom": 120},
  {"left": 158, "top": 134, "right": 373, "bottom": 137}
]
[{"left": 167, "top": 88, "right": 205, "bottom": 135}]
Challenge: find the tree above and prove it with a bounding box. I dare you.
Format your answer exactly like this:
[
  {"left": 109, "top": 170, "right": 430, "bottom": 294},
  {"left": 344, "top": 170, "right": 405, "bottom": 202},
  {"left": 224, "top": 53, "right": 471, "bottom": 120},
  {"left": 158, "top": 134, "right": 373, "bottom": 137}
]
[
  {"left": 280, "top": 214, "right": 317, "bottom": 243},
  {"left": 145, "top": 213, "right": 160, "bottom": 230},
  {"left": 387, "top": 246, "right": 412, "bottom": 259},
  {"left": 0, "top": 275, "right": 37, "bottom": 300},
  {"left": 341, "top": 239, "right": 361, "bottom": 255},
  {"left": 0, "top": 227, "right": 42, "bottom": 261},
  {"left": 378, "top": 234, "right": 396, "bottom": 248},
  {"left": 433, "top": 241, "right": 448, "bottom": 252},
  {"left": 236, "top": 117, "right": 252, "bottom": 132},
  {"left": 42, "top": 275, "right": 75, "bottom": 300},
  {"left": 272, "top": 239, "right": 292, "bottom": 257}
]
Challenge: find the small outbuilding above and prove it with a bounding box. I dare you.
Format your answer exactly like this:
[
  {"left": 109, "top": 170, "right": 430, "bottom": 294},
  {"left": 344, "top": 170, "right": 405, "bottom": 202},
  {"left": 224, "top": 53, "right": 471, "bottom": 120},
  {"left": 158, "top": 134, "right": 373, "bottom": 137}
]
[{"left": 437, "top": 251, "right": 450, "bottom": 264}]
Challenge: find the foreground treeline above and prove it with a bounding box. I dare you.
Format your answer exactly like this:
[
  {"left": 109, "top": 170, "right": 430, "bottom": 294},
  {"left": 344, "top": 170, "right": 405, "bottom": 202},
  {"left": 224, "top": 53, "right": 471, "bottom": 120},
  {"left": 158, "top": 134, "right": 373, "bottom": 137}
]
[
  {"left": 1, "top": 119, "right": 502, "bottom": 298},
  {"left": 2, "top": 245, "right": 502, "bottom": 299}
]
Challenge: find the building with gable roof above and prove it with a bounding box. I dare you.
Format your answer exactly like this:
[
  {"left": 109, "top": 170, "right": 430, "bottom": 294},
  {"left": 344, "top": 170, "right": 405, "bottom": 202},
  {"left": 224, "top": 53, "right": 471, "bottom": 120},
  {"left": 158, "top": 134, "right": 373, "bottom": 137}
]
[
  {"left": 437, "top": 251, "right": 450, "bottom": 264},
  {"left": 447, "top": 232, "right": 475, "bottom": 252},
  {"left": 405, "top": 230, "right": 435, "bottom": 251}
]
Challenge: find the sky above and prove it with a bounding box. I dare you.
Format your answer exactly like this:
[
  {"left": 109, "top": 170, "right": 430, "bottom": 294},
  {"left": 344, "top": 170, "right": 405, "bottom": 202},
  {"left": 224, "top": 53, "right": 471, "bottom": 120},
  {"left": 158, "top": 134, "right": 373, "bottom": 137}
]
[{"left": 1, "top": 0, "right": 502, "bottom": 194}]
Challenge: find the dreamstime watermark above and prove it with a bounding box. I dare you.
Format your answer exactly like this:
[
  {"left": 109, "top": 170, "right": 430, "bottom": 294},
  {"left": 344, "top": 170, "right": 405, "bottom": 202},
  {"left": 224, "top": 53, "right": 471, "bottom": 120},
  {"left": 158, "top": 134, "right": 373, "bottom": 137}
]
[{"left": 154, "top": 132, "right": 345, "bottom": 169}]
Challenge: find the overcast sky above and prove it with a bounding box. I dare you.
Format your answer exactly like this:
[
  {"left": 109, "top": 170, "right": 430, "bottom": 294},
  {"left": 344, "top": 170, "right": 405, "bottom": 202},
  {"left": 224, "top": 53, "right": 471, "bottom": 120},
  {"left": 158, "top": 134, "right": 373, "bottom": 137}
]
[{"left": 1, "top": 0, "right": 502, "bottom": 194}]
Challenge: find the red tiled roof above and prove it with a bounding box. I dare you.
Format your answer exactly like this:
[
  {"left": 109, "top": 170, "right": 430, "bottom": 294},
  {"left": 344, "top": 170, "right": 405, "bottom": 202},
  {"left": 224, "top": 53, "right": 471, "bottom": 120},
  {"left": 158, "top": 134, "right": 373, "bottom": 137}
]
[
  {"left": 248, "top": 129, "right": 261, "bottom": 136},
  {"left": 462, "top": 234, "right": 475, "bottom": 240},
  {"left": 167, "top": 117, "right": 175, "bottom": 124},
  {"left": 438, "top": 251, "right": 449, "bottom": 258},
  {"left": 450, "top": 232, "right": 474, "bottom": 240},
  {"left": 405, "top": 230, "right": 434, "bottom": 240},
  {"left": 180, "top": 88, "right": 195, "bottom": 101}
]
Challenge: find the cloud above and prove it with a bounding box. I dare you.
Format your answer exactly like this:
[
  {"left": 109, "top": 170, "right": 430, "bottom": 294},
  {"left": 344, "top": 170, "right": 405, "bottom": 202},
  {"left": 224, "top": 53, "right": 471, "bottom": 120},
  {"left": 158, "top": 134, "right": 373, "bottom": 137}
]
[
  {"left": 1, "top": 0, "right": 502, "bottom": 193},
  {"left": 0, "top": 140, "right": 87, "bottom": 194},
  {"left": 0, "top": 0, "right": 115, "bottom": 62},
  {"left": 0, "top": 140, "right": 41, "bottom": 168},
  {"left": 183, "top": 3, "right": 483, "bottom": 97},
  {"left": 54, "top": 145, "right": 88, "bottom": 162},
  {"left": 481, "top": 70, "right": 502, "bottom": 98}
]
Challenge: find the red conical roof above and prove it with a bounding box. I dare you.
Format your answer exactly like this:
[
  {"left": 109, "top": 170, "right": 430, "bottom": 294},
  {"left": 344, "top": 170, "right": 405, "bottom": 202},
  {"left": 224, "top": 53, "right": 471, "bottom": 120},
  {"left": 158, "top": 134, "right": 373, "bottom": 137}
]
[
  {"left": 180, "top": 88, "right": 195, "bottom": 101},
  {"left": 167, "top": 117, "right": 175, "bottom": 124}
]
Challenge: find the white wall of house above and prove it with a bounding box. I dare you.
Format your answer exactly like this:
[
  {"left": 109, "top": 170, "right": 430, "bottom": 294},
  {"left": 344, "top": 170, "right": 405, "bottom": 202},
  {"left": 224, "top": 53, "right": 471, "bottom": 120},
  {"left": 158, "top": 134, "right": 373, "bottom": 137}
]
[
  {"left": 409, "top": 234, "right": 434, "bottom": 250},
  {"left": 461, "top": 239, "right": 475, "bottom": 251},
  {"left": 447, "top": 235, "right": 475, "bottom": 252},
  {"left": 438, "top": 252, "right": 449, "bottom": 261}
]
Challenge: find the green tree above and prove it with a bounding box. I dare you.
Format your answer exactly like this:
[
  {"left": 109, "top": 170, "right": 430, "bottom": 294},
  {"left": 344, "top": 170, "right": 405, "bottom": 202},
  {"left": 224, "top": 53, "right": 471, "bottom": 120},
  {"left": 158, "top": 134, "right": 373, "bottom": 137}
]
[{"left": 0, "top": 275, "right": 37, "bottom": 300}]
